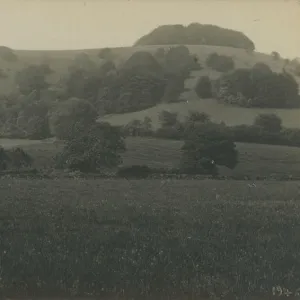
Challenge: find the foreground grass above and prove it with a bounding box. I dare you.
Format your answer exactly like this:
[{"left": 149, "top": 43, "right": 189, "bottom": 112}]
[
  {"left": 1, "top": 179, "right": 300, "bottom": 299},
  {"left": 6, "top": 136, "right": 300, "bottom": 178}
]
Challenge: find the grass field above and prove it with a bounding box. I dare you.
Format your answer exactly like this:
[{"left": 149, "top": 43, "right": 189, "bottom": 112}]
[
  {"left": 2, "top": 136, "right": 300, "bottom": 178},
  {"left": 1, "top": 178, "right": 300, "bottom": 299},
  {"left": 100, "top": 96, "right": 300, "bottom": 130}
]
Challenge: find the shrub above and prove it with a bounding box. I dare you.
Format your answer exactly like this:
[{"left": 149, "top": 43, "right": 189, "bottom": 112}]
[
  {"left": 48, "top": 97, "right": 98, "bottom": 140},
  {"left": 0, "top": 146, "right": 10, "bottom": 171},
  {"left": 271, "top": 51, "right": 280, "bottom": 60},
  {"left": 206, "top": 53, "right": 235, "bottom": 72},
  {"left": 117, "top": 165, "right": 152, "bottom": 179},
  {"left": 254, "top": 113, "right": 282, "bottom": 133},
  {"left": 214, "top": 66, "right": 299, "bottom": 108},
  {"left": 180, "top": 123, "right": 238, "bottom": 174},
  {"left": 15, "top": 64, "right": 49, "bottom": 96},
  {"left": 159, "top": 110, "right": 178, "bottom": 127},
  {"left": 123, "top": 117, "right": 153, "bottom": 137},
  {"left": 195, "top": 76, "right": 212, "bottom": 98},
  {"left": 98, "top": 48, "right": 114, "bottom": 61},
  {"left": 55, "top": 122, "right": 126, "bottom": 172},
  {"left": 6, "top": 147, "right": 33, "bottom": 169}
]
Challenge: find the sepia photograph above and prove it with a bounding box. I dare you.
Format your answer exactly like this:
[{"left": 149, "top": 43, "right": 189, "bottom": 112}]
[{"left": 0, "top": 0, "right": 300, "bottom": 299}]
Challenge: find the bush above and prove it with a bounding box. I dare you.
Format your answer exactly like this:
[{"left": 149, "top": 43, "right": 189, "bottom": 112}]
[
  {"left": 214, "top": 66, "right": 299, "bottom": 108},
  {"left": 15, "top": 64, "right": 49, "bottom": 96},
  {"left": 254, "top": 113, "right": 282, "bottom": 133},
  {"left": 195, "top": 76, "right": 212, "bottom": 98},
  {"left": 48, "top": 97, "right": 98, "bottom": 140},
  {"left": 117, "top": 165, "right": 152, "bottom": 179},
  {"left": 159, "top": 110, "right": 178, "bottom": 127},
  {"left": 98, "top": 48, "right": 114, "bottom": 60},
  {"left": 180, "top": 123, "right": 238, "bottom": 174},
  {"left": 123, "top": 117, "right": 153, "bottom": 137},
  {"left": 0, "top": 146, "right": 10, "bottom": 170},
  {"left": 206, "top": 53, "right": 235, "bottom": 72},
  {"left": 0, "top": 147, "right": 33, "bottom": 171},
  {"left": 55, "top": 122, "right": 126, "bottom": 172},
  {"left": 6, "top": 147, "right": 33, "bottom": 169},
  {"left": 271, "top": 51, "right": 280, "bottom": 60},
  {"left": 164, "top": 45, "right": 201, "bottom": 74}
]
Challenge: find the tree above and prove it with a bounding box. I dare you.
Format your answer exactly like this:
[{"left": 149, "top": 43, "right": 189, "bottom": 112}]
[
  {"left": 206, "top": 53, "right": 235, "bottom": 72},
  {"left": 254, "top": 113, "right": 282, "bottom": 133},
  {"left": 0, "top": 146, "right": 10, "bottom": 171},
  {"left": 98, "top": 48, "right": 115, "bottom": 61},
  {"left": 55, "top": 122, "right": 126, "bottom": 172},
  {"left": 185, "top": 111, "right": 211, "bottom": 123},
  {"left": 195, "top": 76, "right": 212, "bottom": 98},
  {"left": 48, "top": 97, "right": 98, "bottom": 140},
  {"left": 6, "top": 147, "right": 33, "bottom": 169},
  {"left": 159, "top": 110, "right": 178, "bottom": 127},
  {"left": 214, "top": 66, "right": 299, "bottom": 108},
  {"left": 271, "top": 51, "right": 280, "bottom": 60},
  {"left": 180, "top": 123, "right": 238, "bottom": 174},
  {"left": 15, "top": 64, "right": 49, "bottom": 97}
]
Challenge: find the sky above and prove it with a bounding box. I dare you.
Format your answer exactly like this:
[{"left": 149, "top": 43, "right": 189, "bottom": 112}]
[{"left": 0, "top": 0, "right": 299, "bottom": 59}]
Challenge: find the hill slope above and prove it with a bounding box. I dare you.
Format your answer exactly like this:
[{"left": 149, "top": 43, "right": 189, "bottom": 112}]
[{"left": 1, "top": 44, "right": 299, "bottom": 129}]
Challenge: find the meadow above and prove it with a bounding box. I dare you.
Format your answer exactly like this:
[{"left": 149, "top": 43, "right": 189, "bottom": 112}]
[
  {"left": 3, "top": 136, "right": 300, "bottom": 179},
  {"left": 1, "top": 178, "right": 300, "bottom": 299}
]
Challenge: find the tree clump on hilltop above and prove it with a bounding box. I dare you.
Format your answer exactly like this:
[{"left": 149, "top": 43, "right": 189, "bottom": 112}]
[{"left": 134, "top": 23, "right": 255, "bottom": 51}]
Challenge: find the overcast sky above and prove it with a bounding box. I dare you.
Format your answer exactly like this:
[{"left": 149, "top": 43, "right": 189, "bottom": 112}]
[{"left": 0, "top": 0, "right": 299, "bottom": 58}]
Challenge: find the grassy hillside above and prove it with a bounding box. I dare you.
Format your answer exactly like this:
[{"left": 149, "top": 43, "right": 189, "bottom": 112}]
[
  {"left": 1, "top": 178, "right": 300, "bottom": 298},
  {"left": 98, "top": 45, "right": 300, "bottom": 128},
  {"left": 2, "top": 136, "right": 300, "bottom": 178},
  {"left": 0, "top": 44, "right": 296, "bottom": 95},
  {"left": 1, "top": 44, "right": 299, "bottom": 128}
]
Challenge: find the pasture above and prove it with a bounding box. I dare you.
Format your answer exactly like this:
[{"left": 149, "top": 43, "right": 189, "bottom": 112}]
[
  {"left": 3, "top": 137, "right": 300, "bottom": 179},
  {"left": 1, "top": 178, "right": 300, "bottom": 299}
]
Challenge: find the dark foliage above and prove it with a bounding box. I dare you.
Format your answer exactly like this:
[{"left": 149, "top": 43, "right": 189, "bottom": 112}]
[
  {"left": 180, "top": 122, "right": 238, "bottom": 174},
  {"left": 254, "top": 113, "right": 282, "bottom": 133},
  {"left": 117, "top": 165, "right": 152, "bottom": 179},
  {"left": 55, "top": 122, "right": 126, "bottom": 172},
  {"left": 195, "top": 76, "right": 213, "bottom": 98},
  {"left": 15, "top": 64, "right": 50, "bottom": 97},
  {"left": 0, "top": 146, "right": 33, "bottom": 171},
  {"left": 213, "top": 66, "right": 299, "bottom": 108},
  {"left": 134, "top": 23, "right": 255, "bottom": 51},
  {"left": 206, "top": 53, "right": 235, "bottom": 72}
]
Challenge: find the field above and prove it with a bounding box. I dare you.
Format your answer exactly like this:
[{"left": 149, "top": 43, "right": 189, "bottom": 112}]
[
  {"left": 1, "top": 44, "right": 300, "bottom": 130},
  {"left": 2, "top": 136, "right": 300, "bottom": 178},
  {"left": 100, "top": 96, "right": 300, "bottom": 130},
  {"left": 1, "top": 178, "right": 300, "bottom": 299}
]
